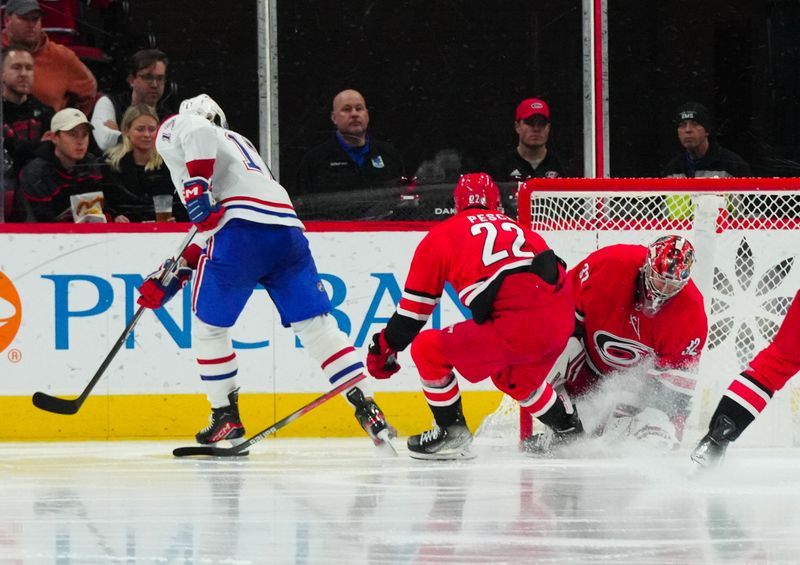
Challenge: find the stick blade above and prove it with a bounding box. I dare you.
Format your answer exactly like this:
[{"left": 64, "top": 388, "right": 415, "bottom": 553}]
[
  {"left": 32, "top": 392, "right": 80, "bottom": 415},
  {"left": 172, "top": 446, "right": 249, "bottom": 457}
]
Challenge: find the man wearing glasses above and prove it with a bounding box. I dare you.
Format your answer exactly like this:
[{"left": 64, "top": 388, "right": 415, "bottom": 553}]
[
  {"left": 91, "top": 48, "right": 176, "bottom": 151},
  {"left": 1, "top": 0, "right": 97, "bottom": 115}
]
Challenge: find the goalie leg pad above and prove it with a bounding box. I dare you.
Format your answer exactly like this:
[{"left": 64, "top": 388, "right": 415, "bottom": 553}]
[
  {"left": 604, "top": 405, "right": 679, "bottom": 451},
  {"left": 194, "top": 317, "right": 238, "bottom": 408}
]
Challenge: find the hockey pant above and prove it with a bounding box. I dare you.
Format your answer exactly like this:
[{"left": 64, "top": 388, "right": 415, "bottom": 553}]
[{"left": 410, "top": 318, "right": 572, "bottom": 422}]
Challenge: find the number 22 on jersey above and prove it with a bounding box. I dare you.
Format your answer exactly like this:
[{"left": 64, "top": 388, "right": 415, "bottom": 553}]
[{"left": 470, "top": 221, "right": 535, "bottom": 266}]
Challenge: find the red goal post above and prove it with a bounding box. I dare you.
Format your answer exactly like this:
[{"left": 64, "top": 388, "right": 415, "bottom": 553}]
[{"left": 477, "top": 177, "right": 800, "bottom": 448}]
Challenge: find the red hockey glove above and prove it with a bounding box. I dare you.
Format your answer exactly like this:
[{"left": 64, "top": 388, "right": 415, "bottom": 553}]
[
  {"left": 136, "top": 249, "right": 196, "bottom": 310},
  {"left": 182, "top": 176, "right": 225, "bottom": 231},
  {"left": 367, "top": 330, "right": 401, "bottom": 379}
]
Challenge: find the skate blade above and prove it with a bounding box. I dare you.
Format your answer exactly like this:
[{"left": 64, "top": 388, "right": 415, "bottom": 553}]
[
  {"left": 375, "top": 429, "right": 398, "bottom": 456},
  {"left": 408, "top": 447, "right": 477, "bottom": 461},
  {"left": 225, "top": 436, "right": 249, "bottom": 456}
]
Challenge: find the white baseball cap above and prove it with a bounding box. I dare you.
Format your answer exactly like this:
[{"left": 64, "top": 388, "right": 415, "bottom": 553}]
[{"left": 51, "top": 108, "right": 94, "bottom": 133}]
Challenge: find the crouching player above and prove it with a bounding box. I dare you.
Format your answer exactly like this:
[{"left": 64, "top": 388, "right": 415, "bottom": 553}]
[
  {"left": 366, "top": 173, "right": 581, "bottom": 459},
  {"left": 136, "top": 94, "right": 394, "bottom": 449},
  {"left": 692, "top": 289, "right": 800, "bottom": 469},
  {"left": 525, "top": 236, "right": 708, "bottom": 453}
]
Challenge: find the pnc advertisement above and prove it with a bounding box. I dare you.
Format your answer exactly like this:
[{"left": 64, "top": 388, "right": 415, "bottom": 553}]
[{"left": 1, "top": 226, "right": 798, "bottom": 442}]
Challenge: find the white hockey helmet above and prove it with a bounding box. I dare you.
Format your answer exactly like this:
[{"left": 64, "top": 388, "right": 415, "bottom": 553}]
[{"left": 179, "top": 94, "right": 228, "bottom": 129}]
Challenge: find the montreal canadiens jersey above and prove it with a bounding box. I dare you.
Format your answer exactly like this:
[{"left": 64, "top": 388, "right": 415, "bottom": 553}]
[
  {"left": 394, "top": 209, "right": 551, "bottom": 329},
  {"left": 156, "top": 113, "right": 303, "bottom": 236},
  {"left": 568, "top": 243, "right": 708, "bottom": 395}
]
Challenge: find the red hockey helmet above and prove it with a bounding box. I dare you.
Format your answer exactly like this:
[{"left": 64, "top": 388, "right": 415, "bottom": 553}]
[
  {"left": 453, "top": 173, "right": 502, "bottom": 213},
  {"left": 636, "top": 235, "right": 695, "bottom": 316}
]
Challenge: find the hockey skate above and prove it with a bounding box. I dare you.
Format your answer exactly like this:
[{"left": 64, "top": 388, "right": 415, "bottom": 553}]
[
  {"left": 196, "top": 389, "right": 247, "bottom": 451},
  {"left": 522, "top": 409, "right": 584, "bottom": 457},
  {"left": 346, "top": 387, "right": 398, "bottom": 452},
  {"left": 690, "top": 414, "right": 738, "bottom": 470},
  {"left": 407, "top": 421, "right": 475, "bottom": 460}
]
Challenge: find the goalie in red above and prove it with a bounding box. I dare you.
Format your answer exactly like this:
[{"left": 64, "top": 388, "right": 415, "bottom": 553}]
[
  {"left": 366, "top": 172, "right": 581, "bottom": 459},
  {"left": 692, "top": 289, "right": 800, "bottom": 469},
  {"left": 525, "top": 235, "right": 708, "bottom": 453}
]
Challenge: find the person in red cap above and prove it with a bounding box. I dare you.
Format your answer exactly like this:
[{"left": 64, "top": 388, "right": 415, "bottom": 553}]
[{"left": 487, "top": 97, "right": 565, "bottom": 182}]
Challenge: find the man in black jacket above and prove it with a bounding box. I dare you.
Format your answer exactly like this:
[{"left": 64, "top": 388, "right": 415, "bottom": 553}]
[
  {"left": 295, "top": 89, "right": 404, "bottom": 195},
  {"left": 487, "top": 97, "right": 565, "bottom": 182},
  {"left": 15, "top": 107, "right": 106, "bottom": 222},
  {"left": 2, "top": 44, "right": 54, "bottom": 181},
  {"left": 662, "top": 101, "right": 751, "bottom": 178}
]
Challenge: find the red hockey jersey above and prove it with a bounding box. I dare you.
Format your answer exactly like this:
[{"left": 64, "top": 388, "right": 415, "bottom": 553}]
[
  {"left": 568, "top": 244, "right": 708, "bottom": 397},
  {"left": 382, "top": 209, "right": 557, "bottom": 351}
]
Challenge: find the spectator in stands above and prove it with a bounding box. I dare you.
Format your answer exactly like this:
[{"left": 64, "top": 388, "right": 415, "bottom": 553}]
[
  {"left": 15, "top": 107, "right": 106, "bottom": 221},
  {"left": 103, "top": 104, "right": 183, "bottom": 222},
  {"left": 91, "top": 48, "right": 175, "bottom": 152},
  {"left": 2, "top": 44, "right": 54, "bottom": 182},
  {"left": 295, "top": 88, "right": 404, "bottom": 195},
  {"left": 487, "top": 97, "right": 565, "bottom": 181},
  {"left": 1, "top": 0, "right": 97, "bottom": 115},
  {"left": 662, "top": 102, "right": 751, "bottom": 178}
]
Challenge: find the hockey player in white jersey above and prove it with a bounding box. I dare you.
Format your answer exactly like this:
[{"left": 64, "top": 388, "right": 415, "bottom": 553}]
[{"left": 136, "top": 94, "right": 395, "bottom": 448}]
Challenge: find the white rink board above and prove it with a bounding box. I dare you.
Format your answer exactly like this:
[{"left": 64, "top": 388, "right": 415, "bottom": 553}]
[
  {"left": 2, "top": 228, "right": 799, "bottom": 431},
  {"left": 0, "top": 230, "right": 470, "bottom": 396}
]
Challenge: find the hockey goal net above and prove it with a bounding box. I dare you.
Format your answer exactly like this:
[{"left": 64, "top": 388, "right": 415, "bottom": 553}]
[{"left": 477, "top": 177, "right": 800, "bottom": 448}]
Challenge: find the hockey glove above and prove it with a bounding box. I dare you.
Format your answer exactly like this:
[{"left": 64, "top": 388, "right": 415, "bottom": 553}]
[
  {"left": 367, "top": 330, "right": 401, "bottom": 379},
  {"left": 137, "top": 247, "right": 197, "bottom": 310},
  {"left": 182, "top": 176, "right": 225, "bottom": 231}
]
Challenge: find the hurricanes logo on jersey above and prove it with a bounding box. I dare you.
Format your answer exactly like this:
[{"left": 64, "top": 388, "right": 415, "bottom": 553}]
[
  {"left": 593, "top": 331, "right": 654, "bottom": 370},
  {"left": 0, "top": 271, "right": 22, "bottom": 353}
]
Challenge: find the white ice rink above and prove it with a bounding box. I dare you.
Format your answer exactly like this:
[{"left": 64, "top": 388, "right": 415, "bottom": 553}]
[{"left": 1, "top": 439, "right": 798, "bottom": 564}]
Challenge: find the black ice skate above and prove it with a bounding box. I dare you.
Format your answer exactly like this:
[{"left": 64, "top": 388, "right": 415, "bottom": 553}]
[
  {"left": 691, "top": 414, "right": 738, "bottom": 470},
  {"left": 346, "top": 387, "right": 397, "bottom": 448},
  {"left": 407, "top": 421, "right": 475, "bottom": 460},
  {"left": 196, "top": 389, "right": 246, "bottom": 446},
  {"left": 522, "top": 409, "right": 584, "bottom": 457}
]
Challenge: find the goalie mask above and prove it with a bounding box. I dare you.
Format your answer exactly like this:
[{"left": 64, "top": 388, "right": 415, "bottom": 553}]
[
  {"left": 179, "top": 94, "right": 228, "bottom": 129},
  {"left": 635, "top": 235, "right": 695, "bottom": 316},
  {"left": 453, "top": 172, "right": 502, "bottom": 213}
]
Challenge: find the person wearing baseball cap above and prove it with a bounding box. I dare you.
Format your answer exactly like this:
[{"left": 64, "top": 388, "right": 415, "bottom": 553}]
[
  {"left": 14, "top": 107, "right": 107, "bottom": 222},
  {"left": 662, "top": 101, "right": 751, "bottom": 178},
  {"left": 2, "top": 0, "right": 97, "bottom": 115},
  {"left": 486, "top": 97, "right": 565, "bottom": 185}
]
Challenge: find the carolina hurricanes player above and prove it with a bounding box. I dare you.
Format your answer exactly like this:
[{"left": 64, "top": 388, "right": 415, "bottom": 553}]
[
  {"left": 526, "top": 236, "right": 708, "bottom": 450},
  {"left": 366, "top": 172, "right": 580, "bottom": 459},
  {"left": 692, "top": 289, "right": 800, "bottom": 468},
  {"left": 136, "top": 94, "right": 394, "bottom": 449}
]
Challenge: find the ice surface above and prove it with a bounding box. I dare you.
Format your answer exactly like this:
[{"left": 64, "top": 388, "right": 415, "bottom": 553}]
[{"left": 0, "top": 439, "right": 798, "bottom": 564}]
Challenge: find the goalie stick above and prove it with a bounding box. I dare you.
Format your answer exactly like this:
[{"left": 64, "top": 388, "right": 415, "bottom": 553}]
[
  {"left": 32, "top": 226, "right": 199, "bottom": 415},
  {"left": 173, "top": 373, "right": 397, "bottom": 457}
]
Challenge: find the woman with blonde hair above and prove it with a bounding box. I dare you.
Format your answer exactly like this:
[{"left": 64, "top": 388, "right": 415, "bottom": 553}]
[{"left": 104, "top": 104, "right": 183, "bottom": 222}]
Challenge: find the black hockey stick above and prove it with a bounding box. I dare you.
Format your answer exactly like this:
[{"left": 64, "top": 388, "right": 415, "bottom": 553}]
[
  {"left": 32, "top": 227, "right": 199, "bottom": 415},
  {"left": 173, "top": 372, "right": 395, "bottom": 457}
]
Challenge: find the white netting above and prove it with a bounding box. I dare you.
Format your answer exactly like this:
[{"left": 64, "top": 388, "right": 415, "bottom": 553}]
[{"left": 478, "top": 179, "right": 800, "bottom": 448}]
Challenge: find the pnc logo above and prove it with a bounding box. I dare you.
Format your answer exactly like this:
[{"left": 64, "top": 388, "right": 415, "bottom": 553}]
[{"left": 0, "top": 271, "right": 22, "bottom": 353}]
